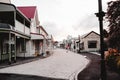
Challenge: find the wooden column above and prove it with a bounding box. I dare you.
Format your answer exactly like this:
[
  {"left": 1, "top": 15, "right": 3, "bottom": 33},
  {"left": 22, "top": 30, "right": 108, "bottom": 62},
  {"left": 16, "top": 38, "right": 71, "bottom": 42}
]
[
  {"left": 14, "top": 35, "right": 16, "bottom": 62},
  {"left": 24, "top": 38, "right": 26, "bottom": 59},
  {"left": 0, "top": 34, "right": 2, "bottom": 62},
  {"left": 8, "top": 32, "right": 11, "bottom": 64}
]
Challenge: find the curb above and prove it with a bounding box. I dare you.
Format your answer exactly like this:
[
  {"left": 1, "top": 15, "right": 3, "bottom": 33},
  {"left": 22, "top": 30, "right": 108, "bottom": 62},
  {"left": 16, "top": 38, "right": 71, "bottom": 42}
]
[
  {"left": 74, "top": 55, "right": 91, "bottom": 80},
  {"left": 68, "top": 54, "right": 91, "bottom": 80},
  {"left": 0, "top": 57, "right": 41, "bottom": 69},
  {"left": 0, "top": 51, "right": 54, "bottom": 69},
  {"left": 90, "top": 52, "right": 101, "bottom": 56}
]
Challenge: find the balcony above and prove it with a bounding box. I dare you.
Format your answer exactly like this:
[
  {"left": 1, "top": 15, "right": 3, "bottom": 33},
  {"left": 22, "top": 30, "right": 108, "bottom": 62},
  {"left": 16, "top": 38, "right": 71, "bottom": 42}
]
[{"left": 15, "top": 20, "right": 30, "bottom": 35}]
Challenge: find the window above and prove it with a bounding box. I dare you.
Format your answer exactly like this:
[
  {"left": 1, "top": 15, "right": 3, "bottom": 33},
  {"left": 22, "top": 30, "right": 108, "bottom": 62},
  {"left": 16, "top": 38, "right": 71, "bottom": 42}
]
[
  {"left": 21, "top": 42, "right": 26, "bottom": 52},
  {"left": 18, "top": 39, "right": 26, "bottom": 53},
  {"left": 88, "top": 41, "right": 97, "bottom": 48}
]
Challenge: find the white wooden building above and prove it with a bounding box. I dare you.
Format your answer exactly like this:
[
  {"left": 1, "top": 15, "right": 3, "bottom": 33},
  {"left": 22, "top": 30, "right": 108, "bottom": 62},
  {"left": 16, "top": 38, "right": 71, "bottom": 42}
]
[
  {"left": 17, "top": 6, "right": 49, "bottom": 57},
  {"left": 68, "top": 31, "right": 100, "bottom": 52},
  {"left": 0, "top": 2, "right": 31, "bottom": 63},
  {"left": 80, "top": 31, "right": 100, "bottom": 52},
  {"left": 0, "top": 3, "right": 51, "bottom": 63}
]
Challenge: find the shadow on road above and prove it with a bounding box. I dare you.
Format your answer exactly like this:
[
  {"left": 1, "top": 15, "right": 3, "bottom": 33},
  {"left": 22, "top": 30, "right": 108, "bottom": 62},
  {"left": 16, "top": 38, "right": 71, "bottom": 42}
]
[
  {"left": 78, "top": 53, "right": 120, "bottom": 80},
  {"left": 0, "top": 73, "right": 65, "bottom": 80}
]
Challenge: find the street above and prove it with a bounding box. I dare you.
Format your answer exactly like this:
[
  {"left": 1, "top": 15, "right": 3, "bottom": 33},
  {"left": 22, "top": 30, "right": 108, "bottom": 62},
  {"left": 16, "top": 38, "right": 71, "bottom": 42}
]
[{"left": 0, "top": 48, "right": 89, "bottom": 80}]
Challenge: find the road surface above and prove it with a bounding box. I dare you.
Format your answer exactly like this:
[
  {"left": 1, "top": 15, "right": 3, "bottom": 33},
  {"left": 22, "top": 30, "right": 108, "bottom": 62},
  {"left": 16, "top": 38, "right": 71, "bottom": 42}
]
[{"left": 0, "top": 48, "right": 89, "bottom": 80}]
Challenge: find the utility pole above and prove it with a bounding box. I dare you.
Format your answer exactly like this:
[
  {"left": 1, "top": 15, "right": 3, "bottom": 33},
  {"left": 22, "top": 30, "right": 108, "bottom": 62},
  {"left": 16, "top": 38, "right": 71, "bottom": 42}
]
[{"left": 95, "top": 0, "right": 106, "bottom": 80}]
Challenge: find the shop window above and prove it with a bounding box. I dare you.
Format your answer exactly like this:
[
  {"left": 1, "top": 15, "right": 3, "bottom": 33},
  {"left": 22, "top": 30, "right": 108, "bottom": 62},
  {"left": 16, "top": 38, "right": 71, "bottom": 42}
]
[
  {"left": 88, "top": 41, "right": 97, "bottom": 48},
  {"left": 3, "top": 43, "right": 9, "bottom": 54}
]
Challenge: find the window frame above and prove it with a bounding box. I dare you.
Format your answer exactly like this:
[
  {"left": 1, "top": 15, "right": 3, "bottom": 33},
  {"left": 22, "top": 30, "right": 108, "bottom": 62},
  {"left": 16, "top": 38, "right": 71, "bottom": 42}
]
[{"left": 88, "top": 41, "right": 97, "bottom": 48}]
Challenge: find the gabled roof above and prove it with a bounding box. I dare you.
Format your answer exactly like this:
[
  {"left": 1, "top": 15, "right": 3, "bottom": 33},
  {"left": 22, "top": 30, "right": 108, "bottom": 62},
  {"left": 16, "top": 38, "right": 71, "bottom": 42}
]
[
  {"left": 81, "top": 31, "right": 100, "bottom": 39},
  {"left": 17, "top": 6, "right": 36, "bottom": 19},
  {"left": 40, "top": 26, "right": 48, "bottom": 36}
]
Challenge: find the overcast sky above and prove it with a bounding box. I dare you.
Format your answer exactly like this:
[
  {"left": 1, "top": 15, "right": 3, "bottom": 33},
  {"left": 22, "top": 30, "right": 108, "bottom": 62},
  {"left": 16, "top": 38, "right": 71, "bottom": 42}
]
[{"left": 11, "top": 0, "right": 113, "bottom": 41}]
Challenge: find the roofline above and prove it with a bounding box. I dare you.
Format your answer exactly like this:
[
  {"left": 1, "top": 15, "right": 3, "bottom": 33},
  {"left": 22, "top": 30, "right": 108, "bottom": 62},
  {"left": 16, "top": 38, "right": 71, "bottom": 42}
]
[
  {"left": 17, "top": 6, "right": 37, "bottom": 8},
  {"left": 16, "top": 8, "right": 31, "bottom": 22},
  {"left": 0, "top": 2, "right": 16, "bottom": 10},
  {"left": 17, "top": 6, "right": 37, "bottom": 19},
  {"left": 0, "top": 2, "right": 30, "bottom": 22},
  {"left": 40, "top": 26, "right": 48, "bottom": 36},
  {"left": 84, "top": 31, "right": 100, "bottom": 38}
]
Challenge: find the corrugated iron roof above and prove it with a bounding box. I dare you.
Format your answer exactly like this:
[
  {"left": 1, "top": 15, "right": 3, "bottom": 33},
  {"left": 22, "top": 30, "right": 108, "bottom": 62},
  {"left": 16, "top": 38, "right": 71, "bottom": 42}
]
[{"left": 17, "top": 6, "right": 36, "bottom": 19}]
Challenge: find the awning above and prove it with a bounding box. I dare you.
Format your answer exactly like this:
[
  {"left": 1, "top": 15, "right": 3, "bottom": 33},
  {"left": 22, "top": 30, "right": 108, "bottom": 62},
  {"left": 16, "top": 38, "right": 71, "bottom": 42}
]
[
  {"left": 31, "top": 34, "right": 44, "bottom": 40},
  {"left": 15, "top": 33, "right": 30, "bottom": 39}
]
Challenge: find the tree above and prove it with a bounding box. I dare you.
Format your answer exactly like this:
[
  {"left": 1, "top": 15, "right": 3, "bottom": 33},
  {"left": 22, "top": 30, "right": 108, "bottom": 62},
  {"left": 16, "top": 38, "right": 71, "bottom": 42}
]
[
  {"left": 103, "top": 29, "right": 108, "bottom": 38},
  {"left": 106, "top": 0, "right": 120, "bottom": 50},
  {"left": 103, "top": 29, "right": 109, "bottom": 51}
]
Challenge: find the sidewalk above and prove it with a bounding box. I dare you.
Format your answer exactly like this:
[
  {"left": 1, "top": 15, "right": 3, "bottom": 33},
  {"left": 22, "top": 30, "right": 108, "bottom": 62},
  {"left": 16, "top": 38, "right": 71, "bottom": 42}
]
[
  {"left": 0, "top": 53, "right": 51, "bottom": 69},
  {"left": 0, "top": 48, "right": 89, "bottom": 80}
]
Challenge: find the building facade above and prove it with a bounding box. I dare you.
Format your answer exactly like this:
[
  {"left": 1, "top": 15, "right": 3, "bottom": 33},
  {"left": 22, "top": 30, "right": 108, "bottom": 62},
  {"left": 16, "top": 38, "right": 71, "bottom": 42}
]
[
  {"left": 80, "top": 31, "right": 100, "bottom": 52},
  {"left": 17, "top": 6, "right": 49, "bottom": 57},
  {"left": 63, "top": 31, "right": 100, "bottom": 52},
  {"left": 0, "top": 2, "right": 31, "bottom": 63},
  {"left": 0, "top": 3, "right": 51, "bottom": 64}
]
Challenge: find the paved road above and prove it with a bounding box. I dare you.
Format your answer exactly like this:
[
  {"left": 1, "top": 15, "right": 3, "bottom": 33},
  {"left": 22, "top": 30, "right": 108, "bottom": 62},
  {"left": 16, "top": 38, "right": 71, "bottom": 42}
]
[
  {"left": 78, "top": 52, "right": 120, "bottom": 80},
  {"left": 0, "top": 48, "right": 89, "bottom": 80}
]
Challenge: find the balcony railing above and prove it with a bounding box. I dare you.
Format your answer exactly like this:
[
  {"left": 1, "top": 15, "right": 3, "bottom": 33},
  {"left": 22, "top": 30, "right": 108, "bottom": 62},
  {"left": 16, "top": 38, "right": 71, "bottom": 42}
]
[{"left": 15, "top": 20, "right": 30, "bottom": 35}]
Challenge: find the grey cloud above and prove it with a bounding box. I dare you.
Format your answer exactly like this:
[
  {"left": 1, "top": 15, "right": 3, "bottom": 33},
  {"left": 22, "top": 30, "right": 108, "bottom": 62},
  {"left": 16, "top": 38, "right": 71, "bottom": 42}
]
[
  {"left": 42, "top": 21, "right": 61, "bottom": 37},
  {"left": 73, "top": 14, "right": 99, "bottom": 31}
]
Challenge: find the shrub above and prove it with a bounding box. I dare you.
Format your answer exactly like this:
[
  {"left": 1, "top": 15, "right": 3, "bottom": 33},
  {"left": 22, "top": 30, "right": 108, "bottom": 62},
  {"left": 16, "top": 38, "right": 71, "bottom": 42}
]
[
  {"left": 106, "top": 53, "right": 117, "bottom": 69},
  {"left": 116, "top": 56, "right": 120, "bottom": 70},
  {"left": 105, "top": 48, "right": 120, "bottom": 71}
]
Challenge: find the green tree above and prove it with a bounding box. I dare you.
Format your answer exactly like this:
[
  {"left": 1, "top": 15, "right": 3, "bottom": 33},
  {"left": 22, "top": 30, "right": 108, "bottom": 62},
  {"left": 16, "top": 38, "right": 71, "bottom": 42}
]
[{"left": 106, "top": 0, "right": 120, "bottom": 50}]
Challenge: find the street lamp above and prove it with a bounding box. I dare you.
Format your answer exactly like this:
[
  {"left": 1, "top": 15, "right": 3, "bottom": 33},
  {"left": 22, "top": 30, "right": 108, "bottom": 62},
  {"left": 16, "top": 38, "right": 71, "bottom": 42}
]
[{"left": 95, "top": 0, "right": 106, "bottom": 80}]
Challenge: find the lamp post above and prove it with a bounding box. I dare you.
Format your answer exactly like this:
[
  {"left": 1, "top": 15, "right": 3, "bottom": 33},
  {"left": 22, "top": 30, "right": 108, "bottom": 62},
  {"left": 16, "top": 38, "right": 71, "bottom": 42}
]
[{"left": 95, "top": 0, "right": 106, "bottom": 80}]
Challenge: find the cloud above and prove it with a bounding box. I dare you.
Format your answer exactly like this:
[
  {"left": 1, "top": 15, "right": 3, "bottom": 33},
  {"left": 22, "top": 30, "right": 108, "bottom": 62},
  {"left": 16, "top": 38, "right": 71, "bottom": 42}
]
[
  {"left": 72, "top": 14, "right": 100, "bottom": 35},
  {"left": 42, "top": 21, "right": 65, "bottom": 40},
  {"left": 11, "top": 0, "right": 110, "bottom": 41}
]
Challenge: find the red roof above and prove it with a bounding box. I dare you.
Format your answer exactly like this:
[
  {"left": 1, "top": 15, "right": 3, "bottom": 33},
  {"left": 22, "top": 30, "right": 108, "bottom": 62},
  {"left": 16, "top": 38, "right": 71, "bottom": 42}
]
[{"left": 17, "top": 6, "right": 36, "bottom": 18}]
